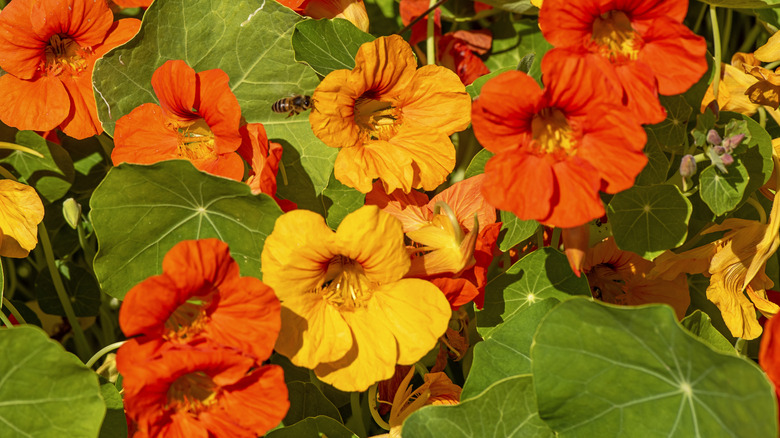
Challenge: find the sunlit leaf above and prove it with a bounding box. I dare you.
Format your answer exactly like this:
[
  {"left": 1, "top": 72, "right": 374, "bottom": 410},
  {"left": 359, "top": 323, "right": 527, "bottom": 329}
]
[
  {"left": 483, "top": 16, "right": 550, "bottom": 83},
  {"left": 292, "top": 18, "right": 374, "bottom": 76},
  {"left": 680, "top": 310, "right": 735, "bottom": 355},
  {"left": 322, "top": 172, "right": 365, "bottom": 229},
  {"left": 464, "top": 148, "right": 493, "bottom": 178},
  {"left": 698, "top": 163, "right": 750, "bottom": 216},
  {"left": 498, "top": 210, "right": 538, "bottom": 252},
  {"left": 0, "top": 131, "right": 74, "bottom": 203},
  {"left": 646, "top": 95, "right": 692, "bottom": 154},
  {"left": 635, "top": 139, "right": 670, "bottom": 187},
  {"left": 266, "top": 415, "right": 357, "bottom": 438}
]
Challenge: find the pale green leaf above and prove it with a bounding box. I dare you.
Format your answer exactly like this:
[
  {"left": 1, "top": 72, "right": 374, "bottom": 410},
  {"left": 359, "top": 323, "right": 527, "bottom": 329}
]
[{"left": 292, "top": 18, "right": 374, "bottom": 76}]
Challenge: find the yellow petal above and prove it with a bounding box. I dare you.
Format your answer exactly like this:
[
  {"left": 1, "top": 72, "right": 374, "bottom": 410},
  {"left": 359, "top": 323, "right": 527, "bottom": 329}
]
[
  {"left": 335, "top": 205, "right": 410, "bottom": 284},
  {"left": 333, "top": 139, "right": 413, "bottom": 193},
  {"left": 706, "top": 271, "right": 763, "bottom": 339},
  {"left": 399, "top": 65, "right": 472, "bottom": 136},
  {"left": 275, "top": 292, "right": 354, "bottom": 368},
  {"left": 373, "top": 278, "right": 450, "bottom": 364},
  {"left": 0, "top": 180, "right": 44, "bottom": 258},
  {"left": 756, "top": 31, "right": 780, "bottom": 63},
  {"left": 261, "top": 209, "right": 336, "bottom": 299}
]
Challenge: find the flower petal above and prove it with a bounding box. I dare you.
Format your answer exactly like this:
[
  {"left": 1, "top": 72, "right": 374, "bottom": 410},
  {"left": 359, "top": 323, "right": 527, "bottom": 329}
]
[
  {"left": 0, "top": 180, "right": 44, "bottom": 258},
  {"left": 0, "top": 74, "right": 68, "bottom": 132}
]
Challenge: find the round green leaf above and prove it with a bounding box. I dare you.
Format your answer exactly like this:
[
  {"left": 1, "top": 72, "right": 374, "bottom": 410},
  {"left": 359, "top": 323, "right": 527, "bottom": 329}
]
[
  {"left": 36, "top": 265, "right": 101, "bottom": 317},
  {"left": 498, "top": 210, "right": 538, "bottom": 252},
  {"left": 699, "top": 163, "right": 750, "bottom": 216},
  {"left": 607, "top": 184, "right": 692, "bottom": 260},
  {"left": 0, "top": 325, "right": 105, "bottom": 438},
  {"left": 322, "top": 171, "right": 365, "bottom": 229},
  {"left": 266, "top": 415, "right": 357, "bottom": 438},
  {"left": 477, "top": 248, "right": 589, "bottom": 338},
  {"left": 283, "top": 381, "right": 342, "bottom": 426},
  {"left": 292, "top": 18, "right": 374, "bottom": 76},
  {"left": 646, "top": 95, "right": 692, "bottom": 154},
  {"left": 403, "top": 375, "right": 555, "bottom": 438},
  {"left": 0, "top": 131, "right": 74, "bottom": 203},
  {"left": 532, "top": 299, "right": 777, "bottom": 437},
  {"left": 90, "top": 160, "right": 282, "bottom": 300}
]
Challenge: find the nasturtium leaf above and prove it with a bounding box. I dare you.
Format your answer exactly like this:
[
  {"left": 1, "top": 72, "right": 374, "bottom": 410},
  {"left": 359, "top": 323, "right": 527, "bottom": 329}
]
[
  {"left": 90, "top": 160, "right": 282, "bottom": 300},
  {"left": 720, "top": 112, "right": 774, "bottom": 209},
  {"left": 284, "top": 381, "right": 342, "bottom": 426},
  {"left": 466, "top": 67, "right": 512, "bottom": 100},
  {"left": 681, "top": 310, "right": 735, "bottom": 355},
  {"left": 472, "top": 0, "right": 536, "bottom": 15},
  {"left": 607, "top": 184, "right": 692, "bottom": 260},
  {"left": 691, "top": 108, "right": 717, "bottom": 148},
  {"left": 464, "top": 148, "right": 494, "bottom": 178},
  {"left": 477, "top": 248, "right": 589, "bottom": 338},
  {"left": 266, "top": 415, "right": 358, "bottom": 438},
  {"left": 698, "top": 163, "right": 750, "bottom": 216},
  {"left": 463, "top": 298, "right": 558, "bottom": 399},
  {"left": 37, "top": 265, "right": 101, "bottom": 317},
  {"left": 0, "top": 325, "right": 105, "bottom": 438},
  {"left": 498, "top": 210, "right": 538, "bottom": 252},
  {"left": 699, "top": 0, "right": 780, "bottom": 7},
  {"left": 322, "top": 171, "right": 365, "bottom": 229},
  {"left": 60, "top": 134, "right": 111, "bottom": 195},
  {"left": 292, "top": 18, "right": 374, "bottom": 76},
  {"left": 0, "top": 131, "right": 74, "bottom": 203},
  {"left": 403, "top": 375, "right": 555, "bottom": 438},
  {"left": 646, "top": 96, "right": 692, "bottom": 154},
  {"left": 635, "top": 134, "right": 671, "bottom": 186},
  {"left": 532, "top": 299, "right": 777, "bottom": 437},
  {"left": 484, "top": 16, "right": 550, "bottom": 83},
  {"left": 98, "top": 381, "right": 127, "bottom": 438},
  {"left": 93, "top": 0, "right": 335, "bottom": 194}
]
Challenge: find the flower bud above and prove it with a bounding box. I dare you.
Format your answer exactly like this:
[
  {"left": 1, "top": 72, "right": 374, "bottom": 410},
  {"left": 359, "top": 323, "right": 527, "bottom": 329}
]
[
  {"left": 679, "top": 154, "right": 697, "bottom": 178},
  {"left": 707, "top": 129, "right": 722, "bottom": 146},
  {"left": 62, "top": 198, "right": 81, "bottom": 229},
  {"left": 722, "top": 133, "right": 745, "bottom": 152},
  {"left": 712, "top": 145, "right": 726, "bottom": 155},
  {"left": 721, "top": 153, "right": 734, "bottom": 166}
]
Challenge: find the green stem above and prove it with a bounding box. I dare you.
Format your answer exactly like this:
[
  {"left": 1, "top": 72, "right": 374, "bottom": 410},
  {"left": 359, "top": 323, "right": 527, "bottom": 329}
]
[
  {"left": 350, "top": 392, "right": 366, "bottom": 437},
  {"left": 77, "top": 225, "right": 96, "bottom": 271},
  {"left": 426, "top": 0, "right": 437, "bottom": 66},
  {"left": 721, "top": 9, "right": 733, "bottom": 58},
  {"left": 550, "top": 227, "right": 562, "bottom": 249},
  {"left": 85, "top": 341, "right": 125, "bottom": 369},
  {"left": 2, "top": 298, "right": 26, "bottom": 325},
  {"left": 738, "top": 23, "right": 763, "bottom": 54},
  {"left": 367, "top": 384, "right": 391, "bottom": 430},
  {"left": 38, "top": 223, "right": 91, "bottom": 361},
  {"left": 759, "top": 106, "right": 767, "bottom": 129},
  {"left": 746, "top": 196, "right": 768, "bottom": 224},
  {"left": 710, "top": 7, "right": 722, "bottom": 103},
  {"left": 692, "top": 3, "right": 707, "bottom": 35},
  {"left": 735, "top": 337, "right": 747, "bottom": 356},
  {"left": 0, "top": 142, "right": 44, "bottom": 158},
  {"left": 0, "top": 311, "right": 11, "bottom": 328},
  {"left": 536, "top": 226, "right": 545, "bottom": 249}
]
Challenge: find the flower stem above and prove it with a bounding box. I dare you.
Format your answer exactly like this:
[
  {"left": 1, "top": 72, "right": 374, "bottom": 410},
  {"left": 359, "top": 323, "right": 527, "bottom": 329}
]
[
  {"left": 2, "top": 297, "right": 26, "bottom": 325},
  {"left": 85, "top": 341, "right": 125, "bottom": 369},
  {"left": 692, "top": 2, "right": 707, "bottom": 35},
  {"left": 0, "top": 142, "right": 45, "bottom": 158},
  {"left": 0, "top": 311, "right": 11, "bottom": 328},
  {"left": 550, "top": 227, "right": 561, "bottom": 249},
  {"left": 38, "top": 223, "right": 92, "bottom": 361},
  {"left": 426, "top": 0, "right": 437, "bottom": 66},
  {"left": 709, "top": 6, "right": 722, "bottom": 103},
  {"left": 758, "top": 106, "right": 767, "bottom": 129},
  {"left": 746, "top": 195, "right": 767, "bottom": 224},
  {"left": 368, "top": 383, "right": 391, "bottom": 430},
  {"left": 350, "top": 392, "right": 366, "bottom": 437}
]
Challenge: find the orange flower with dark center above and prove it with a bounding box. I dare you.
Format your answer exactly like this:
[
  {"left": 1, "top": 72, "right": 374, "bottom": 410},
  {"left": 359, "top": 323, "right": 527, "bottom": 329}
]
[
  {"left": 119, "top": 239, "right": 281, "bottom": 362},
  {"left": 112, "top": 60, "right": 245, "bottom": 180},
  {"left": 471, "top": 51, "right": 647, "bottom": 228},
  {"left": 117, "top": 341, "right": 288, "bottom": 438},
  {"left": 0, "top": 0, "right": 140, "bottom": 139},
  {"left": 309, "top": 35, "right": 471, "bottom": 194},
  {"left": 539, "top": 0, "right": 707, "bottom": 124}
]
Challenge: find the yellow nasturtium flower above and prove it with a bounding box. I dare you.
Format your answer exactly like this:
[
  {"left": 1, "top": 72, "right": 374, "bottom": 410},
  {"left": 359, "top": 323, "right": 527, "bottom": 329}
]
[
  {"left": 261, "top": 205, "right": 451, "bottom": 392},
  {"left": 0, "top": 180, "right": 44, "bottom": 258}
]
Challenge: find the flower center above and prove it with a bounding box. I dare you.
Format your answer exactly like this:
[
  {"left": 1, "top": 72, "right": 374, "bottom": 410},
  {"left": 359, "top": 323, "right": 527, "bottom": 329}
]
[
  {"left": 587, "top": 264, "right": 627, "bottom": 304},
  {"left": 354, "top": 96, "right": 402, "bottom": 142},
  {"left": 318, "top": 255, "right": 373, "bottom": 310},
  {"left": 44, "top": 34, "right": 89, "bottom": 76},
  {"left": 177, "top": 119, "right": 218, "bottom": 161},
  {"left": 591, "top": 10, "right": 642, "bottom": 63},
  {"left": 164, "top": 291, "right": 216, "bottom": 342},
  {"left": 531, "top": 107, "right": 577, "bottom": 157},
  {"left": 166, "top": 371, "right": 219, "bottom": 415}
]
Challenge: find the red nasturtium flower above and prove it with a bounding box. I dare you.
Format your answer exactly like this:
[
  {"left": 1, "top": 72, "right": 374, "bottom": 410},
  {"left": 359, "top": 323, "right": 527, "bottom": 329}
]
[
  {"left": 760, "top": 314, "right": 780, "bottom": 410},
  {"left": 276, "top": 0, "right": 369, "bottom": 32},
  {"left": 471, "top": 52, "right": 647, "bottom": 228},
  {"left": 309, "top": 35, "right": 471, "bottom": 194},
  {"left": 0, "top": 0, "right": 140, "bottom": 139},
  {"left": 118, "top": 341, "right": 288, "bottom": 438},
  {"left": 539, "top": 0, "right": 707, "bottom": 124},
  {"left": 437, "top": 30, "right": 491, "bottom": 86},
  {"left": 112, "top": 60, "right": 247, "bottom": 180}
]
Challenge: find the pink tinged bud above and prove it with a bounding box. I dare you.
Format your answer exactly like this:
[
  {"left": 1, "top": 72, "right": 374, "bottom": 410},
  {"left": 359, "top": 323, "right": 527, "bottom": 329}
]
[
  {"left": 706, "top": 129, "right": 722, "bottom": 146},
  {"left": 721, "top": 153, "right": 734, "bottom": 166},
  {"left": 562, "top": 224, "right": 590, "bottom": 277},
  {"left": 679, "top": 155, "right": 697, "bottom": 178},
  {"left": 722, "top": 133, "right": 745, "bottom": 152},
  {"left": 712, "top": 145, "right": 726, "bottom": 155}
]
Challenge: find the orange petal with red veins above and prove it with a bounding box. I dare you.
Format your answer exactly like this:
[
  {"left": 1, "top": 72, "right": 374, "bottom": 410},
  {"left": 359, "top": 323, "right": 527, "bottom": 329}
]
[
  {"left": 195, "top": 68, "right": 243, "bottom": 154},
  {"left": 400, "top": 65, "right": 471, "bottom": 136},
  {"left": 354, "top": 35, "right": 417, "bottom": 98},
  {"left": 431, "top": 277, "right": 480, "bottom": 310},
  {"left": 482, "top": 151, "right": 554, "bottom": 221},
  {"left": 112, "top": 103, "right": 180, "bottom": 165},
  {"left": 334, "top": 139, "right": 413, "bottom": 193},
  {"left": 59, "top": 72, "right": 103, "bottom": 139},
  {"left": 31, "top": 0, "right": 113, "bottom": 48},
  {"left": 0, "top": 0, "right": 45, "bottom": 79},
  {"left": 93, "top": 19, "right": 142, "bottom": 59},
  {"left": 0, "top": 74, "right": 68, "bottom": 132},
  {"left": 639, "top": 16, "right": 708, "bottom": 96},
  {"left": 430, "top": 174, "right": 495, "bottom": 233},
  {"left": 543, "top": 158, "right": 603, "bottom": 228},
  {"left": 365, "top": 181, "right": 432, "bottom": 233},
  {"left": 152, "top": 60, "right": 198, "bottom": 120}
]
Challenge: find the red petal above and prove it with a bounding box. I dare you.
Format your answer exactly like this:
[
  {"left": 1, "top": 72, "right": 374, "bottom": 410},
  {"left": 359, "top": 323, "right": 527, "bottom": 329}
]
[
  {"left": 195, "top": 68, "right": 243, "bottom": 154},
  {"left": 482, "top": 151, "right": 554, "bottom": 220},
  {"left": 152, "top": 60, "right": 198, "bottom": 120},
  {"left": 112, "top": 103, "right": 179, "bottom": 165},
  {"left": 639, "top": 16, "right": 708, "bottom": 96},
  {"left": 0, "top": 74, "right": 68, "bottom": 132},
  {"left": 58, "top": 71, "right": 103, "bottom": 139},
  {"left": 0, "top": 0, "right": 45, "bottom": 79},
  {"left": 542, "top": 158, "right": 604, "bottom": 228},
  {"left": 31, "top": 0, "right": 113, "bottom": 48}
]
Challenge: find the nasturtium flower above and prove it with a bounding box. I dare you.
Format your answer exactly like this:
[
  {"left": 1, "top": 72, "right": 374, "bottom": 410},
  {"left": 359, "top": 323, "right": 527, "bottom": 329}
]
[
  {"left": 437, "top": 30, "right": 491, "bottom": 85},
  {"left": 0, "top": 0, "right": 140, "bottom": 139},
  {"left": 760, "top": 314, "right": 780, "bottom": 410},
  {"left": 112, "top": 60, "right": 245, "bottom": 180},
  {"left": 651, "top": 158, "right": 780, "bottom": 339},
  {"left": 119, "top": 239, "right": 281, "bottom": 362},
  {"left": 261, "top": 205, "right": 451, "bottom": 392},
  {"left": 539, "top": 0, "right": 707, "bottom": 124},
  {"left": 277, "top": 0, "right": 369, "bottom": 32},
  {"left": 0, "top": 180, "right": 44, "bottom": 258},
  {"left": 583, "top": 237, "right": 689, "bottom": 319},
  {"left": 235, "top": 123, "right": 296, "bottom": 211},
  {"left": 309, "top": 35, "right": 471, "bottom": 194},
  {"left": 366, "top": 175, "right": 500, "bottom": 309},
  {"left": 471, "top": 52, "right": 647, "bottom": 228},
  {"left": 117, "top": 341, "right": 288, "bottom": 438}
]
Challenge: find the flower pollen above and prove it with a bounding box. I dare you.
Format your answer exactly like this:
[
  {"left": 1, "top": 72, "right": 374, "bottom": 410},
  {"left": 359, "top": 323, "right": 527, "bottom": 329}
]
[
  {"left": 44, "top": 34, "right": 89, "bottom": 76},
  {"left": 591, "top": 10, "right": 641, "bottom": 62},
  {"left": 319, "top": 255, "right": 373, "bottom": 310},
  {"left": 164, "top": 295, "right": 214, "bottom": 341},
  {"left": 354, "top": 97, "right": 402, "bottom": 142},
  {"left": 166, "top": 371, "right": 219, "bottom": 415},
  {"left": 532, "top": 107, "right": 577, "bottom": 156},
  {"left": 176, "top": 119, "right": 218, "bottom": 161}
]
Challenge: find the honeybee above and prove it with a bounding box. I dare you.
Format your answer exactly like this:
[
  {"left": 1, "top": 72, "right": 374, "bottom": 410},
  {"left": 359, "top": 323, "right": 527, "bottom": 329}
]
[{"left": 271, "top": 94, "right": 313, "bottom": 117}]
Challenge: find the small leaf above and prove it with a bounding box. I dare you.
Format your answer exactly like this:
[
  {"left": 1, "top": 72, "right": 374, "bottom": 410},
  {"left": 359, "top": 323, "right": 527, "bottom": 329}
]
[
  {"left": 99, "top": 381, "right": 127, "bottom": 438},
  {"left": 498, "top": 210, "right": 538, "bottom": 252},
  {"left": 90, "top": 161, "right": 282, "bottom": 300},
  {"left": 532, "top": 299, "right": 777, "bottom": 437},
  {"left": 645, "top": 95, "right": 693, "bottom": 154},
  {"left": 292, "top": 18, "right": 374, "bottom": 76},
  {"left": 284, "top": 381, "right": 342, "bottom": 426},
  {"left": 699, "top": 163, "right": 750, "bottom": 216},
  {"left": 681, "top": 310, "right": 735, "bottom": 355},
  {"left": 403, "top": 375, "right": 555, "bottom": 438},
  {"left": 466, "top": 68, "right": 512, "bottom": 100},
  {"left": 0, "top": 131, "right": 74, "bottom": 203},
  {"left": 266, "top": 416, "right": 358, "bottom": 438},
  {"left": 464, "top": 148, "right": 494, "bottom": 178},
  {"left": 635, "top": 139, "right": 670, "bottom": 186},
  {"left": 607, "top": 184, "right": 692, "bottom": 260},
  {"left": 477, "top": 248, "right": 589, "bottom": 338},
  {"left": 0, "top": 325, "right": 105, "bottom": 438},
  {"left": 322, "top": 172, "right": 365, "bottom": 229}
]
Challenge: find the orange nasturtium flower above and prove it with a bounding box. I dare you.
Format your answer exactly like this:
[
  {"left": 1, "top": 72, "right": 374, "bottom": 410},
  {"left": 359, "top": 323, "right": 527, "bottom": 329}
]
[
  {"left": 276, "top": 0, "right": 369, "bottom": 32},
  {"left": 583, "top": 237, "right": 690, "bottom": 319},
  {"left": 261, "top": 205, "right": 451, "bottom": 392},
  {"left": 0, "top": 0, "right": 140, "bottom": 139},
  {"left": 112, "top": 60, "right": 246, "bottom": 180},
  {"left": 471, "top": 51, "right": 647, "bottom": 228},
  {"left": 539, "top": 0, "right": 707, "bottom": 124},
  {"left": 760, "top": 314, "right": 780, "bottom": 411},
  {"left": 0, "top": 180, "right": 45, "bottom": 258},
  {"left": 309, "top": 35, "right": 472, "bottom": 194},
  {"left": 651, "top": 158, "right": 780, "bottom": 339}
]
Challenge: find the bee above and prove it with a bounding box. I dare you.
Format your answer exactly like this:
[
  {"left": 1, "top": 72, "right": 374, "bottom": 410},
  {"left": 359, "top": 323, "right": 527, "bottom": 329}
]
[{"left": 271, "top": 94, "right": 313, "bottom": 117}]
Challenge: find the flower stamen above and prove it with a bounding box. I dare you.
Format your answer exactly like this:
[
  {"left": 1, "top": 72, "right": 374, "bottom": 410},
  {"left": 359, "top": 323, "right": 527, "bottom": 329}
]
[
  {"left": 318, "top": 255, "right": 373, "bottom": 310},
  {"left": 531, "top": 107, "right": 577, "bottom": 156},
  {"left": 354, "top": 97, "right": 402, "bottom": 142},
  {"left": 166, "top": 371, "right": 219, "bottom": 415},
  {"left": 591, "top": 10, "right": 641, "bottom": 62}
]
